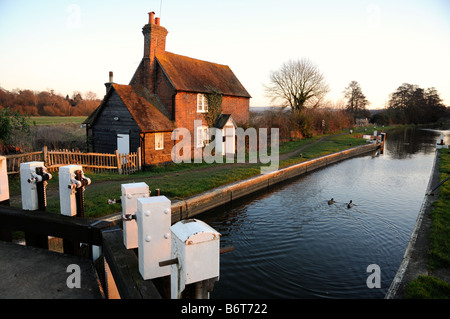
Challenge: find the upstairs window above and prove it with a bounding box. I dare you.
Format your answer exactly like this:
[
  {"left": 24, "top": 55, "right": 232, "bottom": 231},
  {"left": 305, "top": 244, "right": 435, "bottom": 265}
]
[{"left": 197, "top": 94, "right": 208, "bottom": 113}]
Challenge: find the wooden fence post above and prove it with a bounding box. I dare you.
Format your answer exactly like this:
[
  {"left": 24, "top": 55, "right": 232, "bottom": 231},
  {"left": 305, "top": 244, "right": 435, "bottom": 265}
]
[
  {"left": 137, "top": 147, "right": 142, "bottom": 171},
  {"left": 42, "top": 146, "right": 48, "bottom": 166},
  {"left": 115, "top": 150, "right": 122, "bottom": 174}
]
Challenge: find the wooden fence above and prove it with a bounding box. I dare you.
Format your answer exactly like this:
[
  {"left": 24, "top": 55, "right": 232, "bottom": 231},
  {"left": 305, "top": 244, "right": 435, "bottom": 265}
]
[
  {"left": 4, "top": 147, "right": 141, "bottom": 175},
  {"left": 4, "top": 151, "right": 44, "bottom": 175}
]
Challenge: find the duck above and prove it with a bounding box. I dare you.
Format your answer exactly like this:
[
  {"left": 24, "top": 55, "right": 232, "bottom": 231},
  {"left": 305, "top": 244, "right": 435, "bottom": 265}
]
[
  {"left": 328, "top": 198, "right": 335, "bottom": 205},
  {"left": 347, "top": 200, "right": 353, "bottom": 209}
]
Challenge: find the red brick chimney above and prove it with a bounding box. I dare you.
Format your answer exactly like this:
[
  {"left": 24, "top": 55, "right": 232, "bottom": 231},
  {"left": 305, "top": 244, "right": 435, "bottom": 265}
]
[
  {"left": 130, "top": 11, "right": 168, "bottom": 93},
  {"left": 142, "top": 12, "right": 168, "bottom": 60},
  {"left": 149, "top": 11, "right": 155, "bottom": 25}
]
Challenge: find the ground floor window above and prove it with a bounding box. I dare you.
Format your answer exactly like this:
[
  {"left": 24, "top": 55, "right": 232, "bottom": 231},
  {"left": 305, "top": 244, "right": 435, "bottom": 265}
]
[
  {"left": 155, "top": 132, "right": 164, "bottom": 150},
  {"left": 196, "top": 126, "right": 209, "bottom": 147}
]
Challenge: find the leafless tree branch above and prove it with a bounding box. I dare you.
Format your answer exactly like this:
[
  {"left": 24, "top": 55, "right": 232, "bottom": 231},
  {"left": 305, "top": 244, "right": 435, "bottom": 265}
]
[{"left": 264, "top": 58, "right": 329, "bottom": 112}]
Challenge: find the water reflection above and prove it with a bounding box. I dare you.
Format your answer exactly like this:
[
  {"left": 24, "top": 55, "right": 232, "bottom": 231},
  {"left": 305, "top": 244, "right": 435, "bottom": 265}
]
[
  {"left": 386, "top": 127, "right": 449, "bottom": 159},
  {"left": 199, "top": 127, "right": 449, "bottom": 299}
]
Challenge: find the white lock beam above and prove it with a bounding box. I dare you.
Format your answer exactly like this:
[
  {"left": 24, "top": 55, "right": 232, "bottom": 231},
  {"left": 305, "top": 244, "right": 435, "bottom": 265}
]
[
  {"left": 121, "top": 182, "right": 150, "bottom": 249},
  {"left": 170, "top": 219, "right": 221, "bottom": 299},
  {"left": 0, "top": 156, "right": 9, "bottom": 203},
  {"left": 136, "top": 196, "right": 171, "bottom": 280},
  {"left": 20, "top": 161, "right": 45, "bottom": 210}
]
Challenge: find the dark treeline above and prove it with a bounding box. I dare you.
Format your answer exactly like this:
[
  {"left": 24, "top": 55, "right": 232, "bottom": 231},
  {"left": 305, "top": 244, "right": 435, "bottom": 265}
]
[
  {"left": 371, "top": 83, "right": 449, "bottom": 125},
  {"left": 0, "top": 86, "right": 101, "bottom": 116}
]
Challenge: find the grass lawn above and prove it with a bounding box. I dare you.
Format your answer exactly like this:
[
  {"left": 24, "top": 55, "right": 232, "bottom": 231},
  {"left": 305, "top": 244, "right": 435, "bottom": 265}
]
[{"left": 30, "top": 116, "right": 87, "bottom": 126}]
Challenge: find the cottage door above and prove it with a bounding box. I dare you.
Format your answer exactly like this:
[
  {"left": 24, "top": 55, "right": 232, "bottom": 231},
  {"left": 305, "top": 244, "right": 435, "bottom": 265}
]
[
  {"left": 117, "top": 133, "right": 130, "bottom": 165},
  {"left": 117, "top": 134, "right": 130, "bottom": 154},
  {"left": 224, "top": 125, "right": 235, "bottom": 155}
]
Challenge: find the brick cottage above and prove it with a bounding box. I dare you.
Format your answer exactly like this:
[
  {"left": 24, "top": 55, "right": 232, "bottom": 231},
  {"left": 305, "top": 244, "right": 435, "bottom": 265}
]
[{"left": 84, "top": 11, "right": 251, "bottom": 166}]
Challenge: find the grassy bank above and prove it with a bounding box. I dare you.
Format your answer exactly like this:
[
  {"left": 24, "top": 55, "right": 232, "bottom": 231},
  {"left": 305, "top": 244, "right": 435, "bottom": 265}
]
[
  {"left": 405, "top": 148, "right": 450, "bottom": 298},
  {"left": 7, "top": 125, "right": 387, "bottom": 218},
  {"left": 430, "top": 149, "right": 450, "bottom": 269},
  {"left": 30, "top": 116, "right": 87, "bottom": 126},
  {"left": 404, "top": 275, "right": 450, "bottom": 298}
]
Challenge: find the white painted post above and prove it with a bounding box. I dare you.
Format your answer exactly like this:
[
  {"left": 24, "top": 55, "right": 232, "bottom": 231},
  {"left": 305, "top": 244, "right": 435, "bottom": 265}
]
[
  {"left": 20, "top": 161, "right": 46, "bottom": 210},
  {"left": 0, "top": 156, "right": 9, "bottom": 204},
  {"left": 59, "top": 165, "right": 84, "bottom": 216},
  {"left": 121, "top": 182, "right": 150, "bottom": 249},
  {"left": 58, "top": 165, "right": 100, "bottom": 261},
  {"left": 136, "top": 196, "right": 172, "bottom": 280},
  {"left": 169, "top": 219, "right": 221, "bottom": 299}
]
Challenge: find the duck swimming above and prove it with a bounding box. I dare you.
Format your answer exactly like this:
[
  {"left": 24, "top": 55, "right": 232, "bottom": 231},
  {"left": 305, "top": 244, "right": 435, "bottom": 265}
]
[
  {"left": 328, "top": 198, "right": 335, "bottom": 205},
  {"left": 347, "top": 200, "right": 353, "bottom": 208}
]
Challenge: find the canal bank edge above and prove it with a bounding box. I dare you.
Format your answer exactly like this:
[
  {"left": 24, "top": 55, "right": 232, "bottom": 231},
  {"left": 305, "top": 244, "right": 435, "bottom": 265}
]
[
  {"left": 385, "top": 149, "right": 441, "bottom": 299},
  {"left": 169, "top": 142, "right": 380, "bottom": 223}
]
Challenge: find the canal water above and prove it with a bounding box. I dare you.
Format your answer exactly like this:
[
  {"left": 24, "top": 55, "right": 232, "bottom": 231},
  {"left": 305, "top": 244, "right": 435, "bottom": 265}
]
[{"left": 199, "top": 127, "right": 450, "bottom": 299}]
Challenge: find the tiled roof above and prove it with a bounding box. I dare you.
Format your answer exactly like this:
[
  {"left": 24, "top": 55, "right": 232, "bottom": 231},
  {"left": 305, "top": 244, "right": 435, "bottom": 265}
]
[
  {"left": 157, "top": 52, "right": 251, "bottom": 98},
  {"left": 213, "top": 114, "right": 234, "bottom": 129},
  {"left": 113, "top": 84, "right": 174, "bottom": 132},
  {"left": 84, "top": 84, "right": 174, "bottom": 132}
]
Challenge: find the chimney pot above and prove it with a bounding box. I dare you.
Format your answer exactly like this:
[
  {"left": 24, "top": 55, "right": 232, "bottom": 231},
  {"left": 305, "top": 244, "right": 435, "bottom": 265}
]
[
  {"left": 155, "top": 17, "right": 160, "bottom": 25},
  {"left": 109, "top": 71, "right": 113, "bottom": 83},
  {"left": 149, "top": 11, "right": 155, "bottom": 24}
]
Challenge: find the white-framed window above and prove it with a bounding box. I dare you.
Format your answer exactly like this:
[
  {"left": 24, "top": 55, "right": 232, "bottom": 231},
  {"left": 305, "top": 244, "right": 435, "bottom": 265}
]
[
  {"left": 197, "top": 94, "right": 208, "bottom": 113},
  {"left": 155, "top": 132, "right": 164, "bottom": 150},
  {"left": 196, "top": 126, "right": 209, "bottom": 148}
]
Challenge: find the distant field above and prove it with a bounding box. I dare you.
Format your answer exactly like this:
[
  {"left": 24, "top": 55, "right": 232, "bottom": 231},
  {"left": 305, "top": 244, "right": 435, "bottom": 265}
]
[{"left": 30, "top": 116, "right": 87, "bottom": 126}]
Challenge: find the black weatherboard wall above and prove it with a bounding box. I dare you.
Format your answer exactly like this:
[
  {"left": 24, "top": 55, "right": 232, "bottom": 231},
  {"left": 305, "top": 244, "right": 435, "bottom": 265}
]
[{"left": 91, "top": 90, "right": 141, "bottom": 154}]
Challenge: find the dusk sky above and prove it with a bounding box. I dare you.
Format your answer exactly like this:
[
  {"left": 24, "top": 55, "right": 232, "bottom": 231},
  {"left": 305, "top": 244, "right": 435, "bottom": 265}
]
[{"left": 0, "top": 0, "right": 449, "bottom": 109}]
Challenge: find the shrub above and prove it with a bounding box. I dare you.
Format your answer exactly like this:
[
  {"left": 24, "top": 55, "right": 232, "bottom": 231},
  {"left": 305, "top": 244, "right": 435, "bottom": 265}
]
[{"left": 250, "top": 107, "right": 353, "bottom": 142}]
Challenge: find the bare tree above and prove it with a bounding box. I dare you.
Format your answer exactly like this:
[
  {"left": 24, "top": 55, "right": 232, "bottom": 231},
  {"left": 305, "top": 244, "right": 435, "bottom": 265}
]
[
  {"left": 84, "top": 91, "right": 98, "bottom": 101},
  {"left": 343, "top": 81, "right": 370, "bottom": 123},
  {"left": 264, "top": 58, "right": 329, "bottom": 112}
]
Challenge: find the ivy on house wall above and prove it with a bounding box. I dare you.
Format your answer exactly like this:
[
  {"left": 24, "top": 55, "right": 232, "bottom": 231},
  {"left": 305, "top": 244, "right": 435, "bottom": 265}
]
[{"left": 204, "top": 86, "right": 223, "bottom": 128}]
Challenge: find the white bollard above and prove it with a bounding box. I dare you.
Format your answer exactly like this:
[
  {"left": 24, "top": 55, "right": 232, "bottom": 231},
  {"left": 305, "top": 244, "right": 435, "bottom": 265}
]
[
  {"left": 136, "top": 196, "right": 172, "bottom": 280},
  {"left": 121, "top": 182, "right": 150, "bottom": 249},
  {"left": 0, "top": 156, "right": 9, "bottom": 203},
  {"left": 20, "top": 161, "right": 52, "bottom": 210},
  {"left": 169, "top": 219, "right": 221, "bottom": 299},
  {"left": 58, "top": 165, "right": 91, "bottom": 216}
]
